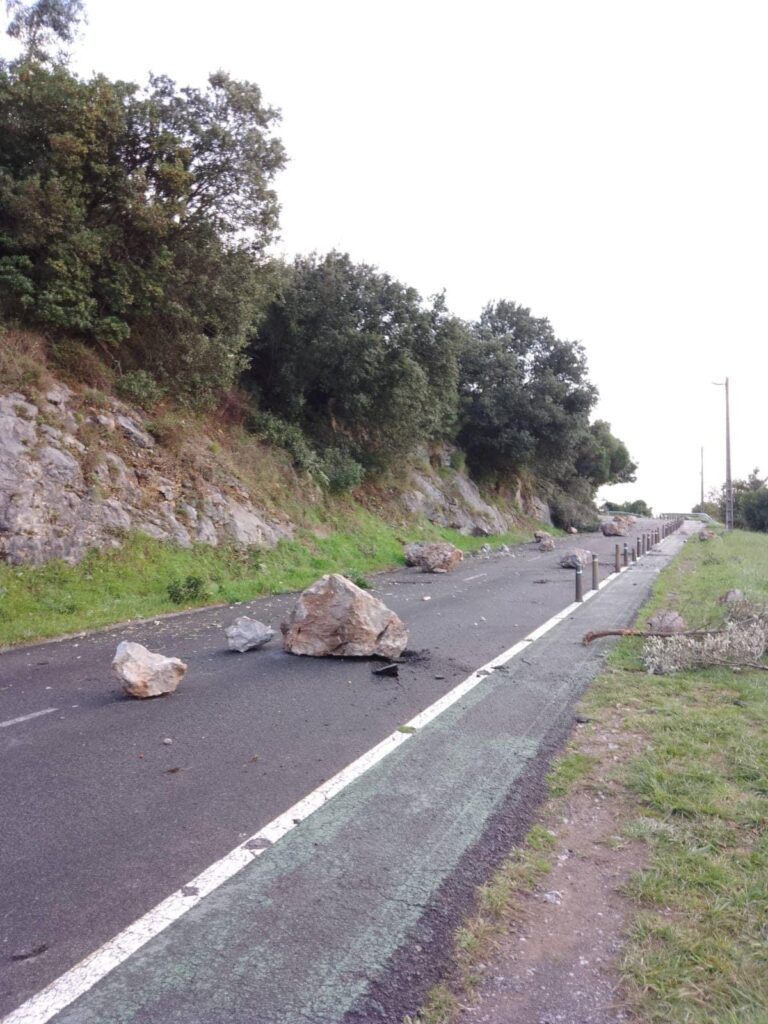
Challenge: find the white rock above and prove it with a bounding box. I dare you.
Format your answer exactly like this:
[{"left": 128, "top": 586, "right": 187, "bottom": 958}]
[
  {"left": 112, "top": 641, "right": 187, "bottom": 698},
  {"left": 225, "top": 617, "right": 274, "bottom": 653}
]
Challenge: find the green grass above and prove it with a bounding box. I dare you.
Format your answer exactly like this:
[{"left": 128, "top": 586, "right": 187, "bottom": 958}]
[
  {"left": 0, "top": 511, "right": 538, "bottom": 648},
  {"left": 577, "top": 529, "right": 768, "bottom": 1023}
]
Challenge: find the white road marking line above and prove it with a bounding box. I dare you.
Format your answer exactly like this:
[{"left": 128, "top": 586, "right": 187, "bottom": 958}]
[
  {"left": 462, "top": 573, "right": 488, "bottom": 582},
  {"left": 0, "top": 708, "right": 58, "bottom": 730},
  {"left": 1, "top": 545, "right": 670, "bottom": 1024}
]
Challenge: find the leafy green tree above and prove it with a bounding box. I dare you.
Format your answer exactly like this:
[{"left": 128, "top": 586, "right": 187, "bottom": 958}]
[
  {"left": 457, "top": 301, "right": 598, "bottom": 480},
  {"left": 5, "top": 0, "right": 84, "bottom": 61},
  {"left": 244, "top": 252, "right": 459, "bottom": 467},
  {"left": 710, "top": 469, "right": 766, "bottom": 529},
  {"left": 0, "top": 8, "right": 285, "bottom": 403},
  {"left": 742, "top": 488, "right": 768, "bottom": 532},
  {"left": 575, "top": 420, "right": 637, "bottom": 487},
  {"left": 604, "top": 499, "right": 652, "bottom": 517}
]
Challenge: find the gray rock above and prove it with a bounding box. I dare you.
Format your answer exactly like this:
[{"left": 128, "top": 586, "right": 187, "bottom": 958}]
[
  {"left": 601, "top": 520, "right": 627, "bottom": 537},
  {"left": 112, "top": 641, "right": 187, "bottom": 698},
  {"left": 45, "top": 382, "right": 72, "bottom": 406},
  {"left": 538, "top": 536, "right": 556, "bottom": 552},
  {"left": 647, "top": 611, "right": 687, "bottom": 634},
  {"left": 719, "top": 589, "right": 746, "bottom": 605},
  {"left": 559, "top": 548, "right": 591, "bottom": 569},
  {"left": 282, "top": 574, "right": 408, "bottom": 658},
  {"left": 115, "top": 414, "right": 155, "bottom": 449},
  {"left": 403, "top": 542, "right": 427, "bottom": 567},
  {"left": 225, "top": 617, "right": 274, "bottom": 653}
]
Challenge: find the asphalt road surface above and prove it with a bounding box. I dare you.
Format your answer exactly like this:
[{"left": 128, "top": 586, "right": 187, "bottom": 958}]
[{"left": 0, "top": 519, "right": 685, "bottom": 1022}]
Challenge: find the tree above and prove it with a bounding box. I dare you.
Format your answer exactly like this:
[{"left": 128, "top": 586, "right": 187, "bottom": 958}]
[
  {"left": 742, "top": 488, "right": 768, "bottom": 533},
  {"left": 0, "top": 35, "right": 285, "bottom": 402},
  {"left": 5, "top": 0, "right": 84, "bottom": 62},
  {"left": 244, "top": 252, "right": 459, "bottom": 467},
  {"left": 575, "top": 420, "right": 637, "bottom": 487},
  {"left": 457, "top": 300, "right": 598, "bottom": 480},
  {"left": 709, "top": 469, "right": 766, "bottom": 529},
  {"left": 604, "top": 499, "right": 652, "bottom": 517}
]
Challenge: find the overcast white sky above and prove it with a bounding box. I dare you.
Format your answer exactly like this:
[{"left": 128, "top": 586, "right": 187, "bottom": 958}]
[{"left": 9, "top": 0, "right": 767, "bottom": 512}]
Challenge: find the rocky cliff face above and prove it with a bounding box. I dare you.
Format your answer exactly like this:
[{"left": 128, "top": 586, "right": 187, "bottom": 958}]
[
  {"left": 0, "top": 379, "right": 550, "bottom": 567},
  {"left": 0, "top": 384, "right": 293, "bottom": 566}
]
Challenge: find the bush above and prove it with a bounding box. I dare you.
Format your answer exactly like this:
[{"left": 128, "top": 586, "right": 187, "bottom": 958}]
[
  {"left": 167, "top": 575, "right": 207, "bottom": 604},
  {"left": 115, "top": 370, "right": 165, "bottom": 409},
  {"left": 742, "top": 489, "right": 768, "bottom": 533},
  {"left": 318, "top": 447, "right": 364, "bottom": 494},
  {"left": 549, "top": 488, "right": 600, "bottom": 532}
]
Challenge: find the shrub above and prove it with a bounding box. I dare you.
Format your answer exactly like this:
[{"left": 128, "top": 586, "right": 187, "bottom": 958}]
[
  {"left": 115, "top": 370, "right": 165, "bottom": 409},
  {"left": 318, "top": 447, "right": 364, "bottom": 494},
  {"left": 167, "top": 574, "right": 207, "bottom": 604}
]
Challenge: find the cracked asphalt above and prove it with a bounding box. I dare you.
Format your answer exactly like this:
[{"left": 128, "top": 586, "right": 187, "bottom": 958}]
[{"left": 0, "top": 519, "right": 685, "bottom": 1022}]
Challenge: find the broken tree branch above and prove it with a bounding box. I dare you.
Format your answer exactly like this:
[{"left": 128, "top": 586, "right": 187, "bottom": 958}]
[{"left": 582, "top": 628, "right": 723, "bottom": 646}]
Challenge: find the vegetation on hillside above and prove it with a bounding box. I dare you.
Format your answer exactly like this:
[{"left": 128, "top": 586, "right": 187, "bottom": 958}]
[
  {"left": 0, "top": 0, "right": 636, "bottom": 529},
  {"left": 695, "top": 470, "right": 768, "bottom": 532}
]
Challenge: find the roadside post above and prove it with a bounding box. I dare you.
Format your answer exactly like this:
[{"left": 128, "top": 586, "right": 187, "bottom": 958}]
[
  {"left": 575, "top": 566, "right": 584, "bottom": 602},
  {"left": 592, "top": 553, "right": 599, "bottom": 590},
  {"left": 614, "top": 544, "right": 620, "bottom": 573}
]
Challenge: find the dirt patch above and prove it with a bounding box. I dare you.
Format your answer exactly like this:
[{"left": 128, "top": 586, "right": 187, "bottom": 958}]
[{"left": 458, "top": 722, "right": 646, "bottom": 1024}]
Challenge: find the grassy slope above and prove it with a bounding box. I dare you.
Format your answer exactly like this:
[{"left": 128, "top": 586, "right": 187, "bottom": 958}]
[
  {"left": 411, "top": 529, "right": 768, "bottom": 1024},
  {"left": 0, "top": 331, "right": 558, "bottom": 648},
  {"left": 0, "top": 511, "right": 541, "bottom": 648}
]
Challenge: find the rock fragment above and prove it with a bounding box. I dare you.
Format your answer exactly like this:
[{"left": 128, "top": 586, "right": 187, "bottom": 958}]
[
  {"left": 559, "top": 548, "right": 592, "bottom": 569},
  {"left": 282, "top": 573, "right": 408, "bottom": 658},
  {"left": 538, "top": 536, "right": 556, "bottom": 552},
  {"left": 225, "top": 616, "right": 274, "bottom": 653},
  {"left": 409, "top": 542, "right": 463, "bottom": 573},
  {"left": 647, "top": 610, "right": 687, "bottom": 634},
  {"left": 112, "top": 641, "right": 187, "bottom": 698}
]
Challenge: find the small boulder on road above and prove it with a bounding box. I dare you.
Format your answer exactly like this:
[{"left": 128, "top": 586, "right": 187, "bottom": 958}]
[
  {"left": 225, "top": 616, "right": 274, "bottom": 653},
  {"left": 559, "top": 548, "right": 592, "bottom": 569},
  {"left": 112, "top": 641, "right": 187, "bottom": 698},
  {"left": 538, "top": 536, "right": 556, "bottom": 552}
]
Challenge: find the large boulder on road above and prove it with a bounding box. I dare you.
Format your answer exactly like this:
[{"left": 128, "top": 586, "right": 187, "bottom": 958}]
[
  {"left": 559, "top": 548, "right": 592, "bottom": 569},
  {"left": 403, "top": 542, "right": 427, "bottom": 566},
  {"left": 112, "top": 641, "right": 187, "bottom": 698},
  {"left": 404, "top": 541, "right": 463, "bottom": 573},
  {"left": 538, "top": 536, "right": 555, "bottom": 552},
  {"left": 225, "top": 616, "right": 274, "bottom": 653},
  {"left": 282, "top": 574, "right": 408, "bottom": 658},
  {"left": 601, "top": 520, "right": 627, "bottom": 537}
]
